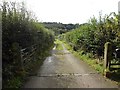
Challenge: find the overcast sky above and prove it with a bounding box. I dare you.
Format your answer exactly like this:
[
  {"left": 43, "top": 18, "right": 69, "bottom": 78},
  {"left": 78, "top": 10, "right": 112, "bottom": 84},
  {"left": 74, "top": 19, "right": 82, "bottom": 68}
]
[{"left": 6, "top": 0, "right": 120, "bottom": 24}]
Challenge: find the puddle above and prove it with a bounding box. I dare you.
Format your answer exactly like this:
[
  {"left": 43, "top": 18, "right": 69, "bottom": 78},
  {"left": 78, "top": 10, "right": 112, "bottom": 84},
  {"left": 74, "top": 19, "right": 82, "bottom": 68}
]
[{"left": 48, "top": 57, "right": 52, "bottom": 63}]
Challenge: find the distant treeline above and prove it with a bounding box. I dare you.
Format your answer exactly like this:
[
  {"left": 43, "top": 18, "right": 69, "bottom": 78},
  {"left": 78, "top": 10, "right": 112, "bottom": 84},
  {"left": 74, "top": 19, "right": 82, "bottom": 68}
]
[{"left": 42, "top": 22, "right": 79, "bottom": 35}]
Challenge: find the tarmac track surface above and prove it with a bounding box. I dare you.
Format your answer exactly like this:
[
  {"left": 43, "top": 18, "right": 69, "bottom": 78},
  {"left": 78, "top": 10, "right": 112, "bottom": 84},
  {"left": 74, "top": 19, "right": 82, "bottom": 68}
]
[{"left": 24, "top": 45, "right": 118, "bottom": 88}]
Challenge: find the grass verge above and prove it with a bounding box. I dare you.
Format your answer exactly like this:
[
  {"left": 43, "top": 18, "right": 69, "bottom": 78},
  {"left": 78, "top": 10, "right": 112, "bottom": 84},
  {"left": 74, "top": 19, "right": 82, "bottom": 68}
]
[{"left": 54, "top": 39, "right": 63, "bottom": 50}]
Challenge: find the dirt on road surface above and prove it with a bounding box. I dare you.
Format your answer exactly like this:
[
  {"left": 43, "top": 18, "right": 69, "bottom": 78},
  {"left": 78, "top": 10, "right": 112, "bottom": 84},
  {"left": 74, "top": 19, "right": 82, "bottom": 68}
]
[{"left": 24, "top": 44, "right": 119, "bottom": 88}]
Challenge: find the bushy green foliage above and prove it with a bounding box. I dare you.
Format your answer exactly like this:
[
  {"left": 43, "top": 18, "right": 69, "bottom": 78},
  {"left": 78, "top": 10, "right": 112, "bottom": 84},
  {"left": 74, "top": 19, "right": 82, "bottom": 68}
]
[
  {"left": 62, "top": 12, "right": 120, "bottom": 57},
  {"left": 1, "top": 1, "right": 54, "bottom": 88}
]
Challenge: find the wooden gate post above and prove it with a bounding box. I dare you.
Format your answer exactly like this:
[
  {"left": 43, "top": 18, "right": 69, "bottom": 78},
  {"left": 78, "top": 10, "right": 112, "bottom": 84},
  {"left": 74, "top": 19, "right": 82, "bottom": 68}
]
[
  {"left": 104, "top": 42, "right": 112, "bottom": 70},
  {"left": 11, "top": 42, "right": 25, "bottom": 75}
]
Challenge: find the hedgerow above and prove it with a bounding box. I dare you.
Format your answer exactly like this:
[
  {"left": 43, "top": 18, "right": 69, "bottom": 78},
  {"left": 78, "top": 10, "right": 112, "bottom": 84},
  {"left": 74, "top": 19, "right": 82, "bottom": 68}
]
[{"left": 1, "top": 1, "right": 54, "bottom": 88}]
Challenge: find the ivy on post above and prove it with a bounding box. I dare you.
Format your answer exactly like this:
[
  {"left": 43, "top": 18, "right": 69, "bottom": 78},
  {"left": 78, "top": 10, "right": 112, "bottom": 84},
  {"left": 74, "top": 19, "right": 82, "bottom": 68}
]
[
  {"left": 104, "top": 42, "right": 112, "bottom": 77},
  {"left": 11, "top": 43, "right": 25, "bottom": 76}
]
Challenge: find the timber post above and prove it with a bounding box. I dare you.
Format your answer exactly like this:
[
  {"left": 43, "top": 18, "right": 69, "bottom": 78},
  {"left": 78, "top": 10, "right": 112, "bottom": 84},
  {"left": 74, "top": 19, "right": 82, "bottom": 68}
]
[
  {"left": 104, "top": 42, "right": 112, "bottom": 75},
  {"left": 11, "top": 42, "right": 25, "bottom": 75}
]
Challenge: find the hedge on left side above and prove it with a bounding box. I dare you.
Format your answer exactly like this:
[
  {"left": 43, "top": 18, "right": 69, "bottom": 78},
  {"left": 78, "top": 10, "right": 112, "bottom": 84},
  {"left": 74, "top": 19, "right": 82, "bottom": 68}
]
[{"left": 1, "top": 1, "right": 54, "bottom": 88}]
